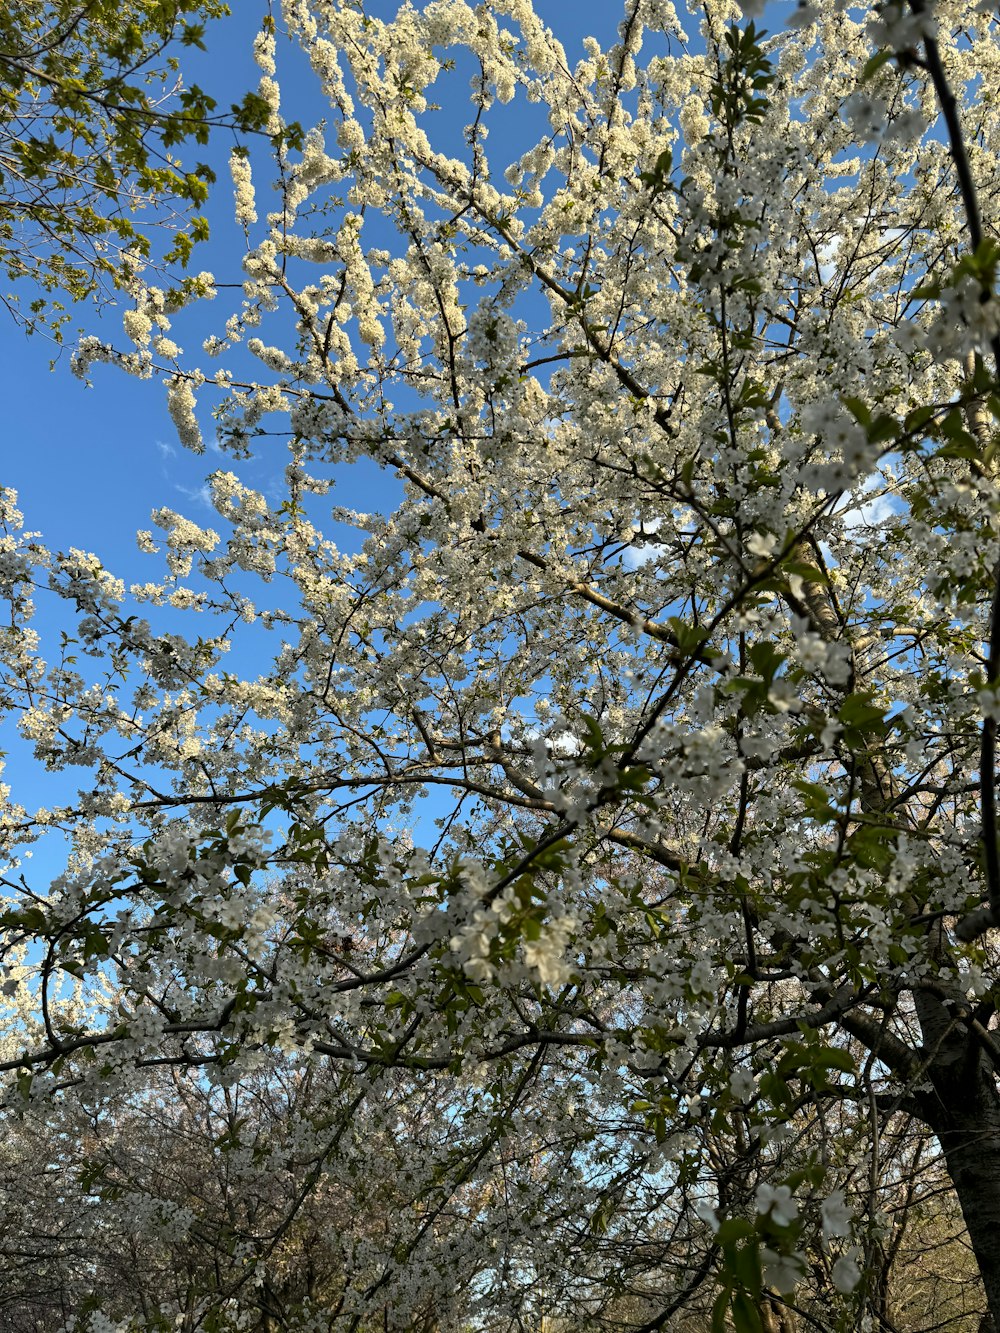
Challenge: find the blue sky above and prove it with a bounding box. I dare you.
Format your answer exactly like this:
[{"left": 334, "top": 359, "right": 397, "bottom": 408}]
[
  {"left": 4, "top": 0, "right": 653, "bottom": 562},
  {"left": 4, "top": 0, "right": 800, "bottom": 562},
  {"left": 1, "top": 0, "right": 800, "bottom": 881}
]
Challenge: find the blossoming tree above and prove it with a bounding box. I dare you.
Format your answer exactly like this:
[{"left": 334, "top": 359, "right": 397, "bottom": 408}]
[
  {"left": 0, "top": 0, "right": 292, "bottom": 335},
  {"left": 4, "top": 0, "right": 1000, "bottom": 1327}
]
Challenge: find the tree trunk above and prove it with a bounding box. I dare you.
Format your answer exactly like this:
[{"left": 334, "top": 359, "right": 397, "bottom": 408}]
[
  {"left": 918, "top": 1034, "right": 1000, "bottom": 1329},
  {"left": 759, "top": 1294, "right": 797, "bottom": 1333}
]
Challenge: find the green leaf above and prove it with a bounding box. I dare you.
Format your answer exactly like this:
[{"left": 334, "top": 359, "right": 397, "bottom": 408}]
[
  {"left": 712, "top": 1288, "right": 732, "bottom": 1333},
  {"left": 792, "top": 779, "right": 837, "bottom": 821},
  {"left": 717, "top": 1217, "right": 756, "bottom": 1244},
  {"left": 732, "top": 1290, "right": 764, "bottom": 1333},
  {"left": 843, "top": 396, "right": 871, "bottom": 428},
  {"left": 783, "top": 560, "right": 828, "bottom": 585},
  {"left": 904, "top": 404, "right": 938, "bottom": 434},
  {"left": 748, "top": 641, "right": 786, "bottom": 683},
  {"left": 815, "top": 1046, "right": 854, "bottom": 1073},
  {"left": 838, "top": 692, "right": 887, "bottom": 733},
  {"left": 860, "top": 48, "right": 894, "bottom": 81}
]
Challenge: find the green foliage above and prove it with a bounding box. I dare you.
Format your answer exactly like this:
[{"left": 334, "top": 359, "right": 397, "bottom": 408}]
[
  {"left": 0, "top": 1, "right": 268, "bottom": 334},
  {"left": 710, "top": 22, "right": 777, "bottom": 131}
]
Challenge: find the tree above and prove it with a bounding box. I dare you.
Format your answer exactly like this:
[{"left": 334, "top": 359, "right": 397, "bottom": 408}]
[
  {"left": 0, "top": 0, "right": 280, "bottom": 335},
  {"left": 4, "top": 0, "right": 1000, "bottom": 1327},
  {"left": 0, "top": 1054, "right": 484, "bottom": 1330}
]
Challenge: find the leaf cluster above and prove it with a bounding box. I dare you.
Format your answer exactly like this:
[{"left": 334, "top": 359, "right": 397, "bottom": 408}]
[{"left": 0, "top": 1, "right": 267, "bottom": 332}]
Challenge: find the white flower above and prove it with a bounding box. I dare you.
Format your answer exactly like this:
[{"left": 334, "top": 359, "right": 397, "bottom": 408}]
[
  {"left": 523, "top": 919, "right": 573, "bottom": 988},
  {"left": 762, "top": 1247, "right": 805, "bottom": 1293},
  {"left": 787, "top": 1, "right": 819, "bottom": 27},
  {"left": 247, "top": 338, "right": 292, "bottom": 372},
  {"left": 747, "top": 530, "right": 778, "bottom": 559},
  {"left": 821, "top": 1190, "right": 853, "bottom": 1241},
  {"left": 217, "top": 897, "right": 246, "bottom": 930},
  {"left": 845, "top": 93, "right": 887, "bottom": 144},
  {"left": 832, "top": 1253, "right": 862, "bottom": 1293},
  {"left": 123, "top": 307, "right": 153, "bottom": 347},
  {"left": 868, "top": 2, "right": 936, "bottom": 51},
  {"left": 820, "top": 717, "right": 842, "bottom": 749},
  {"left": 258, "top": 75, "right": 282, "bottom": 133},
  {"left": 729, "top": 1067, "right": 757, "bottom": 1100},
  {"left": 894, "top": 319, "right": 925, "bottom": 354},
  {"left": 71, "top": 334, "right": 113, "bottom": 377},
  {"left": 230, "top": 151, "right": 257, "bottom": 229},
  {"left": 756, "top": 1183, "right": 799, "bottom": 1227},
  {"left": 151, "top": 826, "right": 194, "bottom": 876},
  {"left": 694, "top": 1199, "right": 720, "bottom": 1233},
  {"left": 800, "top": 398, "right": 873, "bottom": 482},
  {"left": 885, "top": 108, "right": 926, "bottom": 143},
  {"left": 152, "top": 334, "right": 180, "bottom": 359},
  {"left": 767, "top": 679, "right": 802, "bottom": 714},
  {"left": 165, "top": 377, "right": 204, "bottom": 453},
  {"left": 253, "top": 28, "right": 276, "bottom": 75}
]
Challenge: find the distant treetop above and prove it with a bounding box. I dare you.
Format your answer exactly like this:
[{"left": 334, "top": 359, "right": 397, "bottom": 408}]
[{"left": 0, "top": 1, "right": 276, "bottom": 337}]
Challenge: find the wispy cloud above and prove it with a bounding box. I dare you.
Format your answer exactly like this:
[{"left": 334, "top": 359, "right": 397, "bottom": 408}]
[{"left": 174, "top": 481, "right": 213, "bottom": 510}]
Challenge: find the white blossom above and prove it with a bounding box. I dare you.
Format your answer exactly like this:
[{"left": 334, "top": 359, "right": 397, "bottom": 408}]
[
  {"left": 230, "top": 151, "right": 257, "bottom": 229},
  {"left": 756, "top": 1183, "right": 799, "bottom": 1227}
]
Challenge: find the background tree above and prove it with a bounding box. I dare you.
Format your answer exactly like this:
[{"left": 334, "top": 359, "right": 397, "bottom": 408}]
[
  {"left": 0, "top": 1040, "right": 496, "bottom": 1330},
  {"left": 0, "top": 0, "right": 282, "bottom": 335},
  {"left": 4, "top": 0, "right": 1000, "bottom": 1329}
]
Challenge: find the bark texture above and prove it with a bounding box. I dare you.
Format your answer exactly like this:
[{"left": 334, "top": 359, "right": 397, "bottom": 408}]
[{"left": 918, "top": 1030, "right": 1000, "bottom": 1328}]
